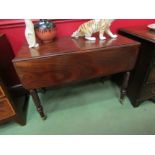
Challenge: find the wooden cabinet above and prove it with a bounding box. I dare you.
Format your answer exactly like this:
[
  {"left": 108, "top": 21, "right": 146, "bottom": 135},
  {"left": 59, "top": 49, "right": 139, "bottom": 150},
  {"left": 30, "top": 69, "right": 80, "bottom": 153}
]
[
  {"left": 0, "top": 79, "right": 16, "bottom": 121},
  {"left": 119, "top": 26, "right": 155, "bottom": 106},
  {"left": 0, "top": 85, "right": 5, "bottom": 98},
  {"left": 0, "top": 34, "right": 28, "bottom": 125}
]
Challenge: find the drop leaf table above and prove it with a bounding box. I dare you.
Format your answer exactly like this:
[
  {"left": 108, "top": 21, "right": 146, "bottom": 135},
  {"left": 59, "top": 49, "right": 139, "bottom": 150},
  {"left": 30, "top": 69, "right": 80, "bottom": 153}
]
[{"left": 13, "top": 35, "right": 140, "bottom": 119}]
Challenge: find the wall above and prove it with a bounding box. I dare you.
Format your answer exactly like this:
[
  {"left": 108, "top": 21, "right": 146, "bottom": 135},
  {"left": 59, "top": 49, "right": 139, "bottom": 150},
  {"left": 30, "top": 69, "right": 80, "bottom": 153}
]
[{"left": 0, "top": 19, "right": 155, "bottom": 55}]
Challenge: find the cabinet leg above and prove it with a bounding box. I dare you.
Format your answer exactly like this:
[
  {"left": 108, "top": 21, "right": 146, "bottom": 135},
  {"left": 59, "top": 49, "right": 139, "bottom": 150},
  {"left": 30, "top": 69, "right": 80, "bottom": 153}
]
[
  {"left": 150, "top": 97, "right": 155, "bottom": 103},
  {"left": 14, "top": 94, "right": 29, "bottom": 125},
  {"left": 120, "top": 71, "right": 130, "bottom": 104},
  {"left": 15, "top": 114, "right": 26, "bottom": 125},
  {"left": 30, "top": 89, "right": 47, "bottom": 120}
]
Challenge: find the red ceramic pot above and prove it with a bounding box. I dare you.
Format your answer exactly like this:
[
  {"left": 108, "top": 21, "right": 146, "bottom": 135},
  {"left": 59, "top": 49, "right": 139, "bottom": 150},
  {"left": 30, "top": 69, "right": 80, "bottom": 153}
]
[
  {"left": 34, "top": 19, "right": 56, "bottom": 43},
  {"left": 35, "top": 27, "right": 56, "bottom": 43}
]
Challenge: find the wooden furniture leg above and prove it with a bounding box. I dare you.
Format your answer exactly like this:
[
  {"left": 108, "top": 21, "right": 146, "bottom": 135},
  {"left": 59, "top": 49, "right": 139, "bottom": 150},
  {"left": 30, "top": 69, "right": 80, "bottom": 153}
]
[
  {"left": 14, "top": 94, "right": 29, "bottom": 125},
  {"left": 15, "top": 113, "right": 26, "bottom": 125},
  {"left": 30, "top": 89, "right": 47, "bottom": 120},
  {"left": 120, "top": 71, "right": 130, "bottom": 104},
  {"left": 150, "top": 97, "right": 155, "bottom": 103}
]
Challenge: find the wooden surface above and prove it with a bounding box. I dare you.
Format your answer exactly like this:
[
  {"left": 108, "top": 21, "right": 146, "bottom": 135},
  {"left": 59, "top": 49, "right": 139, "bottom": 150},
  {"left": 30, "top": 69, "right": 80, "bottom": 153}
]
[
  {"left": 0, "top": 71, "right": 27, "bottom": 125},
  {"left": 119, "top": 26, "right": 155, "bottom": 106},
  {"left": 0, "top": 85, "right": 5, "bottom": 98},
  {"left": 0, "top": 98, "right": 15, "bottom": 121},
  {"left": 14, "top": 35, "right": 139, "bottom": 60},
  {"left": 0, "top": 34, "right": 20, "bottom": 86},
  {"left": 0, "top": 79, "right": 15, "bottom": 121},
  {"left": 0, "top": 34, "right": 28, "bottom": 125},
  {"left": 120, "top": 26, "right": 155, "bottom": 43},
  {"left": 13, "top": 35, "right": 140, "bottom": 119},
  {"left": 13, "top": 35, "right": 140, "bottom": 90}
]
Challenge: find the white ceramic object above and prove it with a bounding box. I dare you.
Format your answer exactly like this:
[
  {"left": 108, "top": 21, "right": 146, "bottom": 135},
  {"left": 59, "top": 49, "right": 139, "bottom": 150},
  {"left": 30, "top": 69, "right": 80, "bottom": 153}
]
[
  {"left": 147, "top": 23, "right": 155, "bottom": 30},
  {"left": 25, "top": 19, "right": 39, "bottom": 48}
]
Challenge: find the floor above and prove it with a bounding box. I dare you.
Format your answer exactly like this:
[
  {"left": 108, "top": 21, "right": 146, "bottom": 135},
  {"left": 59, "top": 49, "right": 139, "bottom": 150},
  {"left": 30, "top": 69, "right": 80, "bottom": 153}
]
[{"left": 0, "top": 79, "right": 155, "bottom": 135}]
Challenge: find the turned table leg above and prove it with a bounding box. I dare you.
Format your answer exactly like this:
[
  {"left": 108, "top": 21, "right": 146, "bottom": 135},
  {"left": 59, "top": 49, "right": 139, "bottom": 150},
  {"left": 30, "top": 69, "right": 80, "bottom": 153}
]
[
  {"left": 30, "top": 89, "right": 47, "bottom": 120},
  {"left": 120, "top": 71, "right": 130, "bottom": 104}
]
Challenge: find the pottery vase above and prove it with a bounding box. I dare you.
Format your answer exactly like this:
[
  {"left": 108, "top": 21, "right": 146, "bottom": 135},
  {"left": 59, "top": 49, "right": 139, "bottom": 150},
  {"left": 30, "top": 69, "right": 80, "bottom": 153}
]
[{"left": 34, "top": 19, "right": 56, "bottom": 43}]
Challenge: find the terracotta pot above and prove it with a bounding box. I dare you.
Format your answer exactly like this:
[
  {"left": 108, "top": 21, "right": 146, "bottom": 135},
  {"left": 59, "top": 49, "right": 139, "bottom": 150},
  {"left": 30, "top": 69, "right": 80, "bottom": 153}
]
[
  {"left": 35, "top": 28, "right": 56, "bottom": 43},
  {"left": 34, "top": 19, "right": 56, "bottom": 43}
]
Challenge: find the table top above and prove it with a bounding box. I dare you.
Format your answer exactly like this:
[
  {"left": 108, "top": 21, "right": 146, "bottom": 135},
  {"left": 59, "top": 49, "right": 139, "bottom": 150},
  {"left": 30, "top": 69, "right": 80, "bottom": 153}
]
[
  {"left": 13, "top": 34, "right": 139, "bottom": 62},
  {"left": 119, "top": 25, "right": 155, "bottom": 44}
]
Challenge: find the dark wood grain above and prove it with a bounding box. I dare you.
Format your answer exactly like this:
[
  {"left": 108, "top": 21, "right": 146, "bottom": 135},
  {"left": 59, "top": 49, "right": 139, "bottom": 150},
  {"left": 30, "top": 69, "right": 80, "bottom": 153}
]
[
  {"left": 0, "top": 85, "right": 5, "bottom": 98},
  {"left": 120, "top": 71, "right": 130, "bottom": 103},
  {"left": 0, "top": 34, "right": 28, "bottom": 125},
  {"left": 13, "top": 35, "right": 140, "bottom": 118},
  {"left": 0, "top": 76, "right": 27, "bottom": 125},
  {"left": 30, "top": 89, "right": 46, "bottom": 119},
  {"left": 0, "top": 34, "right": 20, "bottom": 86},
  {"left": 120, "top": 26, "right": 155, "bottom": 44},
  {"left": 119, "top": 26, "right": 155, "bottom": 106},
  {"left": 13, "top": 35, "right": 140, "bottom": 90},
  {"left": 147, "top": 67, "right": 155, "bottom": 84},
  {"left": 0, "top": 98, "right": 15, "bottom": 121},
  {"left": 14, "top": 35, "right": 139, "bottom": 61}
]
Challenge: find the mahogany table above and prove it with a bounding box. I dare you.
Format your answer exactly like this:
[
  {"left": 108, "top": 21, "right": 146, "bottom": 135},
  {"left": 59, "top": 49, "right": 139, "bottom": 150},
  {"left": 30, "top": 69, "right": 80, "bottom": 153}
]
[{"left": 13, "top": 35, "right": 140, "bottom": 119}]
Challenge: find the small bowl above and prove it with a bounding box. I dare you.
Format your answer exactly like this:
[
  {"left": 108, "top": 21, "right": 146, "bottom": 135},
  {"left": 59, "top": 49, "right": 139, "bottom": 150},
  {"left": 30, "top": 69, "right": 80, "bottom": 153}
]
[{"left": 35, "top": 27, "right": 56, "bottom": 43}]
